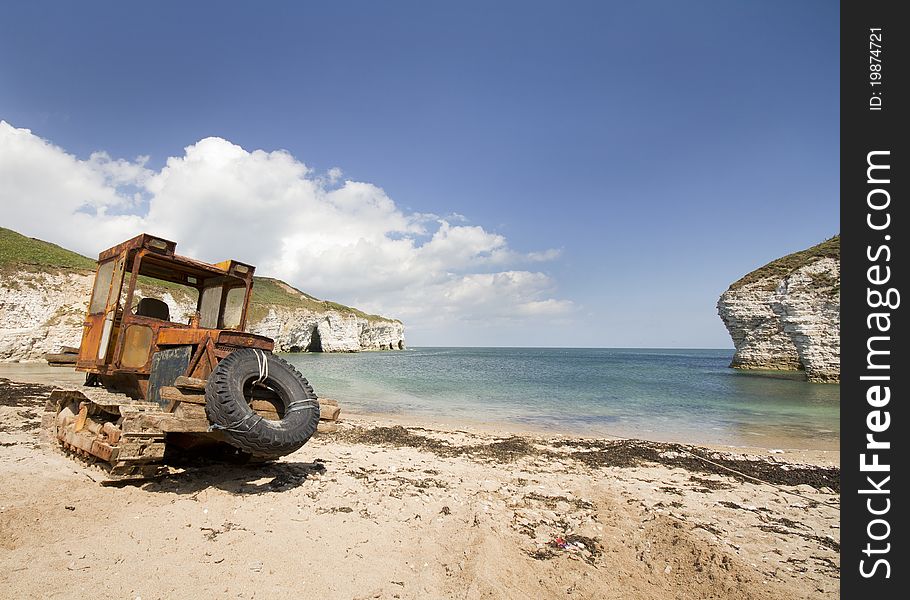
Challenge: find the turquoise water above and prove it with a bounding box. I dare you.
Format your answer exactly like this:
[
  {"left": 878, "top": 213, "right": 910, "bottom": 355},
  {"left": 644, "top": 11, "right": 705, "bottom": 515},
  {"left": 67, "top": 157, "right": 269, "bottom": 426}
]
[{"left": 283, "top": 347, "right": 840, "bottom": 449}]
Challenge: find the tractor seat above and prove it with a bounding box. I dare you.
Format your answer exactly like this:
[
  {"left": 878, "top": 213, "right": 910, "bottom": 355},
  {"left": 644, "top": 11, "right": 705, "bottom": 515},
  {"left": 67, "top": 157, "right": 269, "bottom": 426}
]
[{"left": 135, "top": 298, "right": 170, "bottom": 321}]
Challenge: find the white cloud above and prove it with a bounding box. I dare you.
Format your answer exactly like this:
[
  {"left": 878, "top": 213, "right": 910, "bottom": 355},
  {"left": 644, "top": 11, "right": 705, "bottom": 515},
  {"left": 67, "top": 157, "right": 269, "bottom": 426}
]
[{"left": 0, "top": 121, "right": 573, "bottom": 338}]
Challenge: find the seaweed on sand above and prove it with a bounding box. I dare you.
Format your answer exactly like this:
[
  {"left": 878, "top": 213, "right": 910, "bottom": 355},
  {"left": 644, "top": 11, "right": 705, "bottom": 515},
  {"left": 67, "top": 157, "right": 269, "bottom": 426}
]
[{"left": 339, "top": 425, "right": 840, "bottom": 491}]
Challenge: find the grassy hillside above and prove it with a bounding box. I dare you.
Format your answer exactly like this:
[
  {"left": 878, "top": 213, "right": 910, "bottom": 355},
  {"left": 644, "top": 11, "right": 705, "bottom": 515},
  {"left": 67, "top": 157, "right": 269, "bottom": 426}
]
[
  {"left": 0, "top": 227, "right": 96, "bottom": 270},
  {"left": 250, "top": 277, "right": 395, "bottom": 323},
  {"left": 0, "top": 226, "right": 396, "bottom": 322},
  {"left": 729, "top": 235, "right": 840, "bottom": 291}
]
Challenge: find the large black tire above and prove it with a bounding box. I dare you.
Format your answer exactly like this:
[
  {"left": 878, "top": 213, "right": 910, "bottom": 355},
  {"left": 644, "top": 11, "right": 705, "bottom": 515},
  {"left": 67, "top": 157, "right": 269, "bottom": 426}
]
[{"left": 205, "top": 349, "right": 320, "bottom": 458}]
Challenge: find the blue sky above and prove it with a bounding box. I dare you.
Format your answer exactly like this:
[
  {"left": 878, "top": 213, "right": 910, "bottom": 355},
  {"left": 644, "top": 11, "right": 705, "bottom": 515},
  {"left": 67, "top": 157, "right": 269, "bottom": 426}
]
[{"left": 0, "top": 1, "right": 839, "bottom": 347}]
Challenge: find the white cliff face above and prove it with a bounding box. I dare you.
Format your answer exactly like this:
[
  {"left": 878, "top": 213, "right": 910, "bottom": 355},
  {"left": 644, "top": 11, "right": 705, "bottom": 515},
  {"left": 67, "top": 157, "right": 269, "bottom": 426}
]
[
  {"left": 250, "top": 307, "right": 405, "bottom": 353},
  {"left": 0, "top": 271, "right": 93, "bottom": 361},
  {"left": 716, "top": 280, "right": 803, "bottom": 372},
  {"left": 717, "top": 241, "right": 840, "bottom": 383},
  {"left": 770, "top": 258, "right": 840, "bottom": 383},
  {"left": 0, "top": 268, "right": 404, "bottom": 361}
]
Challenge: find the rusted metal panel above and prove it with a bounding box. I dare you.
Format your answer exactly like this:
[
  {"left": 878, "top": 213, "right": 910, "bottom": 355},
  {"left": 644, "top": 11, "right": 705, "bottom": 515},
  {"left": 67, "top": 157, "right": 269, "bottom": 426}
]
[
  {"left": 157, "top": 328, "right": 213, "bottom": 346},
  {"left": 111, "top": 248, "right": 144, "bottom": 368},
  {"left": 74, "top": 403, "right": 88, "bottom": 432},
  {"left": 76, "top": 323, "right": 98, "bottom": 366},
  {"left": 121, "top": 324, "right": 154, "bottom": 368},
  {"left": 204, "top": 338, "right": 218, "bottom": 370},
  {"left": 96, "top": 252, "right": 127, "bottom": 365},
  {"left": 189, "top": 347, "right": 215, "bottom": 380},
  {"left": 217, "top": 331, "right": 274, "bottom": 351},
  {"left": 146, "top": 346, "right": 193, "bottom": 408},
  {"left": 98, "top": 233, "right": 176, "bottom": 262},
  {"left": 90, "top": 438, "right": 115, "bottom": 462}
]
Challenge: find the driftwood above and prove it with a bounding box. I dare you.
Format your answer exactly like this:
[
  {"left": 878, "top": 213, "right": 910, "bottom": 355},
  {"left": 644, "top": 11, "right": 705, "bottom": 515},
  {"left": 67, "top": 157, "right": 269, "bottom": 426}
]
[
  {"left": 174, "top": 376, "right": 207, "bottom": 391},
  {"left": 45, "top": 353, "right": 77, "bottom": 365},
  {"left": 318, "top": 403, "right": 341, "bottom": 421},
  {"left": 159, "top": 386, "right": 206, "bottom": 408},
  {"left": 316, "top": 421, "right": 339, "bottom": 434}
]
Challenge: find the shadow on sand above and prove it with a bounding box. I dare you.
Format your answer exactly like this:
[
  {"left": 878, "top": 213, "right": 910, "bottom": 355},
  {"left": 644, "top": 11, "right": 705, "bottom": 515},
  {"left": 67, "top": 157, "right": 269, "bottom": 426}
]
[{"left": 131, "top": 458, "right": 328, "bottom": 496}]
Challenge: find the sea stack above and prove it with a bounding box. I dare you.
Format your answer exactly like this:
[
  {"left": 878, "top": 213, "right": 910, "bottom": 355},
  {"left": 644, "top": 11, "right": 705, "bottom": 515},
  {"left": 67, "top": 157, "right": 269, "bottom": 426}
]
[{"left": 717, "top": 236, "right": 840, "bottom": 383}]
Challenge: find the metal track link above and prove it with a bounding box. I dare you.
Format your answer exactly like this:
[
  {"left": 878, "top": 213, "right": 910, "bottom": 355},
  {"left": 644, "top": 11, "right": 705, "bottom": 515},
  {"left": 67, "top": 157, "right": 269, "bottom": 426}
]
[{"left": 44, "top": 388, "right": 173, "bottom": 483}]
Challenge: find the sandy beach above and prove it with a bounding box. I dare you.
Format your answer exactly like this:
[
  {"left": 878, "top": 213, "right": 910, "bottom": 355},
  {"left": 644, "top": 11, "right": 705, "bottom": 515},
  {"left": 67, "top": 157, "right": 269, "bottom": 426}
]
[{"left": 0, "top": 365, "right": 840, "bottom": 600}]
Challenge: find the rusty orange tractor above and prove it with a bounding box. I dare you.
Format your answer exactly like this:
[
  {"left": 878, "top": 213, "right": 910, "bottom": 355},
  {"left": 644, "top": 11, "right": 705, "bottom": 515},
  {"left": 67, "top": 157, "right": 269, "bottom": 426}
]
[{"left": 43, "top": 233, "right": 320, "bottom": 481}]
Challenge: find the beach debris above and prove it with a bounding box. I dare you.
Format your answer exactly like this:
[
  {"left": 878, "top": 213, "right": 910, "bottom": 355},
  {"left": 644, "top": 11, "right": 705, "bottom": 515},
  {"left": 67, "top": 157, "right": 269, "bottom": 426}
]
[
  {"left": 769, "top": 449, "right": 784, "bottom": 454},
  {"left": 45, "top": 346, "right": 79, "bottom": 367},
  {"left": 200, "top": 521, "right": 247, "bottom": 541},
  {"left": 312, "top": 398, "right": 342, "bottom": 435},
  {"left": 529, "top": 534, "right": 601, "bottom": 565}
]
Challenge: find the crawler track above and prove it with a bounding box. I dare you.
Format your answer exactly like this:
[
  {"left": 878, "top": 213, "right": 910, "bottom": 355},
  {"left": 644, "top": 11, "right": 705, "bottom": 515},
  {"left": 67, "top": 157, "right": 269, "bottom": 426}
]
[{"left": 42, "top": 387, "right": 172, "bottom": 483}]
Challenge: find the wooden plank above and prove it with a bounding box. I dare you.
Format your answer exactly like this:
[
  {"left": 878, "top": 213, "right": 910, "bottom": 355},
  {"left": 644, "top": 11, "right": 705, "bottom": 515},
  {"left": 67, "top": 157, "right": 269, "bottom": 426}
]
[
  {"left": 250, "top": 399, "right": 280, "bottom": 412},
  {"left": 319, "top": 404, "right": 341, "bottom": 422},
  {"left": 316, "top": 421, "right": 338, "bottom": 434},
  {"left": 133, "top": 413, "right": 210, "bottom": 433},
  {"left": 159, "top": 386, "right": 206, "bottom": 405},
  {"left": 45, "top": 353, "right": 78, "bottom": 364},
  {"left": 59, "top": 345, "right": 80, "bottom": 354},
  {"left": 175, "top": 403, "right": 207, "bottom": 419},
  {"left": 174, "top": 376, "right": 207, "bottom": 391},
  {"left": 248, "top": 399, "right": 334, "bottom": 420}
]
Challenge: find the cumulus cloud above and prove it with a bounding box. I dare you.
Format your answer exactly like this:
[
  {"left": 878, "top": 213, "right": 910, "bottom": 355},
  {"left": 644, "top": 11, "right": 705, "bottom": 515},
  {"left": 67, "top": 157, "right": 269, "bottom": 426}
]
[{"left": 0, "top": 121, "right": 573, "bottom": 337}]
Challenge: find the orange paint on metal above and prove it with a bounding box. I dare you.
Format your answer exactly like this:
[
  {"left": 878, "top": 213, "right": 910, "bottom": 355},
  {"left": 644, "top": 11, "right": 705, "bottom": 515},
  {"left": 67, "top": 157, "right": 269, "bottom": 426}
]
[
  {"left": 74, "top": 404, "right": 88, "bottom": 432},
  {"left": 157, "top": 329, "right": 214, "bottom": 346}
]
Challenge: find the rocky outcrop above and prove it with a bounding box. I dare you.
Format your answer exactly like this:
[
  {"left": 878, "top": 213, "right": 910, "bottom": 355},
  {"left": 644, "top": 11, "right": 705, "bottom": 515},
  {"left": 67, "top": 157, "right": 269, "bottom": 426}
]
[
  {"left": 250, "top": 306, "right": 405, "bottom": 353},
  {"left": 717, "top": 236, "right": 839, "bottom": 383},
  {"left": 0, "top": 270, "right": 94, "bottom": 361},
  {"left": 0, "top": 268, "right": 404, "bottom": 361}
]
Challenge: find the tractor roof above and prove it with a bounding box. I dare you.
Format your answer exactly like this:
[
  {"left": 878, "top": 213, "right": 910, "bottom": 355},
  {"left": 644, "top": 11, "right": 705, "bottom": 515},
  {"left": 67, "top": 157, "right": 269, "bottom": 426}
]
[{"left": 98, "top": 233, "right": 255, "bottom": 286}]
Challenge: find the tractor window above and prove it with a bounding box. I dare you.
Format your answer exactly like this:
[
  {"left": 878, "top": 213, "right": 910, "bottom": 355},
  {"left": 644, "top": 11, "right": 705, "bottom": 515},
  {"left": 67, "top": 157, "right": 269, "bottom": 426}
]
[
  {"left": 199, "top": 285, "right": 223, "bottom": 329},
  {"left": 89, "top": 260, "right": 116, "bottom": 314},
  {"left": 222, "top": 287, "right": 245, "bottom": 329}
]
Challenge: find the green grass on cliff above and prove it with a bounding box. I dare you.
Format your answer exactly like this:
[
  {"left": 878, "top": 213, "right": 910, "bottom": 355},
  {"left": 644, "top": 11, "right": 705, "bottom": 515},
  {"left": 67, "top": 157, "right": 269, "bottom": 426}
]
[
  {"left": 0, "top": 226, "right": 397, "bottom": 323},
  {"left": 0, "top": 227, "right": 96, "bottom": 270},
  {"left": 250, "top": 278, "right": 397, "bottom": 323},
  {"left": 729, "top": 235, "right": 840, "bottom": 291}
]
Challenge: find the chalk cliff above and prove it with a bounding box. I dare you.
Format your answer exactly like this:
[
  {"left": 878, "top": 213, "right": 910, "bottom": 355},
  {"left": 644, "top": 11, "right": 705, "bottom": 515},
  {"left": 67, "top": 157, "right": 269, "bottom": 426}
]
[
  {"left": 0, "top": 228, "right": 404, "bottom": 361},
  {"left": 717, "top": 236, "right": 839, "bottom": 383}
]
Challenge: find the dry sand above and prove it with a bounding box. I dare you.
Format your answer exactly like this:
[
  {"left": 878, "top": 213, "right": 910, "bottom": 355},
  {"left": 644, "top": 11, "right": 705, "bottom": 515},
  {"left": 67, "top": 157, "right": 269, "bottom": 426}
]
[{"left": 0, "top": 368, "right": 840, "bottom": 599}]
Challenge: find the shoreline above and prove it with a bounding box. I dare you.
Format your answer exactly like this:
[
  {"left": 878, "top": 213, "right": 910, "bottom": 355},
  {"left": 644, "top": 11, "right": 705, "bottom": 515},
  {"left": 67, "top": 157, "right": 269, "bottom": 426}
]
[
  {"left": 0, "top": 361, "right": 840, "bottom": 458},
  {"left": 343, "top": 409, "right": 840, "bottom": 467}
]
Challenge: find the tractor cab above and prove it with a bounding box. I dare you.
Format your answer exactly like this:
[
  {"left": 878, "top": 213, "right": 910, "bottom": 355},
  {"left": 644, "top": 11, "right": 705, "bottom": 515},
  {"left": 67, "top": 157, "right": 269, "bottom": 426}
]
[{"left": 77, "top": 233, "right": 272, "bottom": 399}]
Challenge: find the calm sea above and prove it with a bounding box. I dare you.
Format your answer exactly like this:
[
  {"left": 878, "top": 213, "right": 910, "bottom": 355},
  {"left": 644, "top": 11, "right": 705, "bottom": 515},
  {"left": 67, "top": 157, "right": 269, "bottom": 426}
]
[{"left": 283, "top": 347, "right": 840, "bottom": 449}]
